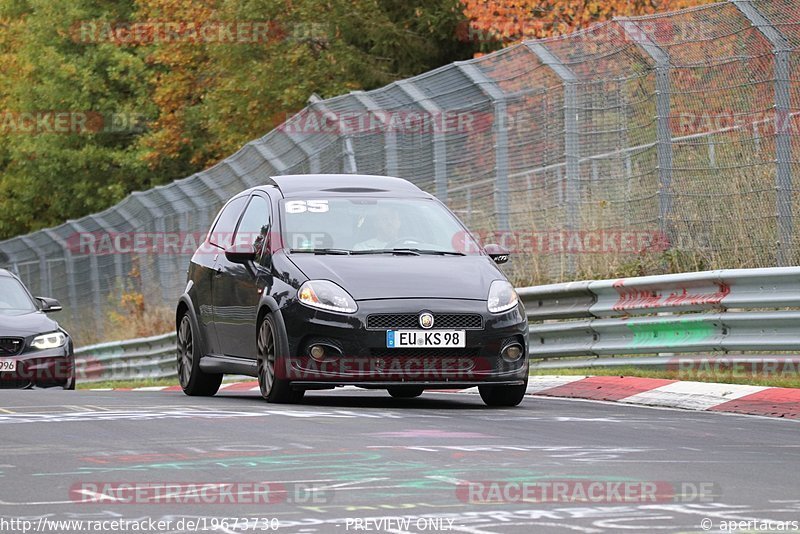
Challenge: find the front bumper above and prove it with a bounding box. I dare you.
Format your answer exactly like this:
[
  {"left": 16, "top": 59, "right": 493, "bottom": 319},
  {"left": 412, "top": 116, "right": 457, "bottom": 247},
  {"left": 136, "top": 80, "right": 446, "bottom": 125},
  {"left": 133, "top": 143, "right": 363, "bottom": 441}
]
[
  {"left": 278, "top": 298, "right": 528, "bottom": 387},
  {"left": 0, "top": 345, "right": 74, "bottom": 389}
]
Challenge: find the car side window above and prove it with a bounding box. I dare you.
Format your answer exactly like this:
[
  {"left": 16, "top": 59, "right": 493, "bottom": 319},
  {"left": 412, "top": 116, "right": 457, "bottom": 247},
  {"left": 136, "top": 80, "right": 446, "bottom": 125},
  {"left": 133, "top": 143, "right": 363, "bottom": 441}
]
[
  {"left": 235, "top": 195, "right": 271, "bottom": 261},
  {"left": 208, "top": 196, "right": 248, "bottom": 248}
]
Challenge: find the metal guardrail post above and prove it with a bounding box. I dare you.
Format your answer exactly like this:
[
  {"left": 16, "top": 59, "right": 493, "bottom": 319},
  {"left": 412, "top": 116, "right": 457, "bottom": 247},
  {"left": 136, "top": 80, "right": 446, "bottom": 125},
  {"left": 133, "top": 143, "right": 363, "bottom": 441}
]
[
  {"left": 396, "top": 79, "right": 449, "bottom": 203},
  {"left": 732, "top": 0, "right": 794, "bottom": 266},
  {"left": 618, "top": 19, "right": 674, "bottom": 241},
  {"left": 456, "top": 62, "right": 510, "bottom": 232},
  {"left": 525, "top": 42, "right": 579, "bottom": 274}
]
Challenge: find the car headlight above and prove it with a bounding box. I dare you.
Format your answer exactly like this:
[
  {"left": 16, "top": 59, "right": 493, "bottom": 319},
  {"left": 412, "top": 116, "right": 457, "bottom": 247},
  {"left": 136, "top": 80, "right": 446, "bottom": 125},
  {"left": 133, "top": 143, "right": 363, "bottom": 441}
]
[
  {"left": 298, "top": 280, "right": 358, "bottom": 314},
  {"left": 487, "top": 280, "right": 519, "bottom": 313},
  {"left": 31, "top": 331, "right": 67, "bottom": 350}
]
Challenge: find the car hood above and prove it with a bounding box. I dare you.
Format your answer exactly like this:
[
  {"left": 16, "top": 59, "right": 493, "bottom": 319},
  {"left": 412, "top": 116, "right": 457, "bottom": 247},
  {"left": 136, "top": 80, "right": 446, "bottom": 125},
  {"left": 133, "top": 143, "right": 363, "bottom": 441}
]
[
  {"left": 287, "top": 254, "right": 504, "bottom": 300},
  {"left": 0, "top": 311, "right": 59, "bottom": 337}
]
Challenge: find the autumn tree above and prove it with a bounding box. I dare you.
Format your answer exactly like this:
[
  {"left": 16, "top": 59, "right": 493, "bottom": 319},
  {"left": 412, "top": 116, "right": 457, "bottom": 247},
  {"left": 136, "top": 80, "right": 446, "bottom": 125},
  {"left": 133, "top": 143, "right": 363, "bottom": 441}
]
[{"left": 460, "top": 0, "right": 715, "bottom": 48}]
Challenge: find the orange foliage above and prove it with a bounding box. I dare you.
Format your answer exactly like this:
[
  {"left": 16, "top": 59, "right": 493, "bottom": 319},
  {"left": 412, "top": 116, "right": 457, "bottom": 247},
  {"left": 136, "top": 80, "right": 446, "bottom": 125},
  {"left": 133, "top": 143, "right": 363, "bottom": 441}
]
[{"left": 460, "top": 0, "right": 715, "bottom": 44}]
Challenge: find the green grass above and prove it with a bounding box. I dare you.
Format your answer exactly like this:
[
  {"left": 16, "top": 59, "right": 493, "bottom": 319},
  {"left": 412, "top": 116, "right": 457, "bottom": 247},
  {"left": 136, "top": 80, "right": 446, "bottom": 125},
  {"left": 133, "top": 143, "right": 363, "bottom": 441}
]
[
  {"left": 77, "top": 377, "right": 180, "bottom": 390},
  {"left": 530, "top": 366, "right": 800, "bottom": 389}
]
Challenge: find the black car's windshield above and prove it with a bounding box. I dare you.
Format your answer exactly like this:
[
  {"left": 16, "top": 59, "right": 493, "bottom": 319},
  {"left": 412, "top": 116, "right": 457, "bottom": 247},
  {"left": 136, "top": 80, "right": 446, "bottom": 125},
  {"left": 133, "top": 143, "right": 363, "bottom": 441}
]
[
  {"left": 281, "top": 197, "right": 478, "bottom": 255},
  {"left": 0, "top": 277, "right": 36, "bottom": 314}
]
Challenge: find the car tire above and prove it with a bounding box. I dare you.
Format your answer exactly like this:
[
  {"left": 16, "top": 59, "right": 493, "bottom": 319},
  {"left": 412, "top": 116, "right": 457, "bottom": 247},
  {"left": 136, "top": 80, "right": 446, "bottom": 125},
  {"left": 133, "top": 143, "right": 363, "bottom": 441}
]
[
  {"left": 177, "top": 313, "right": 222, "bottom": 396},
  {"left": 387, "top": 386, "right": 424, "bottom": 398},
  {"left": 62, "top": 355, "right": 76, "bottom": 390},
  {"left": 257, "top": 314, "right": 304, "bottom": 404},
  {"left": 478, "top": 380, "right": 528, "bottom": 407}
]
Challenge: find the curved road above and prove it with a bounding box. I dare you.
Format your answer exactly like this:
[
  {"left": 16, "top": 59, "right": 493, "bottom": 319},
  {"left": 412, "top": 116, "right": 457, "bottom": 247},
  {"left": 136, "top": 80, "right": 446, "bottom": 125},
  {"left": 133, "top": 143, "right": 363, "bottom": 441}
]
[{"left": 0, "top": 388, "right": 798, "bottom": 533}]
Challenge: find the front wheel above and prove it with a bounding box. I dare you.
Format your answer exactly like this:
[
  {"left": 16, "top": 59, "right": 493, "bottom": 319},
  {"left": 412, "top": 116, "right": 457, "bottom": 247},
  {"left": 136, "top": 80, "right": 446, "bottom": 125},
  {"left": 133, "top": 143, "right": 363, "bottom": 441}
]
[
  {"left": 257, "top": 314, "right": 304, "bottom": 404},
  {"left": 478, "top": 381, "right": 527, "bottom": 407},
  {"left": 387, "top": 386, "right": 424, "bottom": 399},
  {"left": 177, "top": 313, "right": 222, "bottom": 396}
]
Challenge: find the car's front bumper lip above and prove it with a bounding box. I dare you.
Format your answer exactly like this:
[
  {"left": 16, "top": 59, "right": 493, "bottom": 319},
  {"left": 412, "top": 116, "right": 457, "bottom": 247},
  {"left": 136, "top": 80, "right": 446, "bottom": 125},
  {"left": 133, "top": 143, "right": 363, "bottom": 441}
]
[
  {"left": 0, "top": 346, "right": 74, "bottom": 388},
  {"left": 279, "top": 298, "right": 528, "bottom": 385}
]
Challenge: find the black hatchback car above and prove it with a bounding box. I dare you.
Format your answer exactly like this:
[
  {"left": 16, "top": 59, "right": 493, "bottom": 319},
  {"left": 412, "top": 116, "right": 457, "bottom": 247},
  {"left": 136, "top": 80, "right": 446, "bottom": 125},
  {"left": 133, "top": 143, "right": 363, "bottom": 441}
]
[
  {"left": 176, "top": 174, "right": 529, "bottom": 406},
  {"left": 0, "top": 269, "right": 74, "bottom": 389}
]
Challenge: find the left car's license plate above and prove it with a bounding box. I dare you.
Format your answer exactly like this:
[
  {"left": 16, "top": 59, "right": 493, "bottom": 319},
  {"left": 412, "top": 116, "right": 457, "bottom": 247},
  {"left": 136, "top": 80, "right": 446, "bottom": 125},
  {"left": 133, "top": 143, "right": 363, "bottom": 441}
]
[
  {"left": 0, "top": 360, "right": 17, "bottom": 372},
  {"left": 387, "top": 330, "right": 466, "bottom": 348}
]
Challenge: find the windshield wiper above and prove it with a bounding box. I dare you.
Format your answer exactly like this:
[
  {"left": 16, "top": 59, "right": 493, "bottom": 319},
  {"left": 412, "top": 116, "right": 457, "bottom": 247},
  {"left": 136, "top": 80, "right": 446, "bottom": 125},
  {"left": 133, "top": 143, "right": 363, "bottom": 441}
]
[
  {"left": 351, "top": 248, "right": 420, "bottom": 256},
  {"left": 351, "top": 248, "right": 466, "bottom": 256},
  {"left": 407, "top": 249, "right": 466, "bottom": 256},
  {"left": 290, "top": 248, "right": 351, "bottom": 255}
]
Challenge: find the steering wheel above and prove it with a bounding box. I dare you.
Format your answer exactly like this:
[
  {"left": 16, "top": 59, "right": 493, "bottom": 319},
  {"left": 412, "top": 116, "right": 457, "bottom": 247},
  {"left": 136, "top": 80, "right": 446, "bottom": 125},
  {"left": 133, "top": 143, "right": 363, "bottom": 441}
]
[{"left": 385, "top": 237, "right": 421, "bottom": 248}]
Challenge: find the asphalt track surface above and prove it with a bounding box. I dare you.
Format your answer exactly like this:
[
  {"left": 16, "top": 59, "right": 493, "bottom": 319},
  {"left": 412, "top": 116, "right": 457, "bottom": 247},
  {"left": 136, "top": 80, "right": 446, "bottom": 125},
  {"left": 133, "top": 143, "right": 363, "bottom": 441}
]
[{"left": 0, "top": 388, "right": 798, "bottom": 534}]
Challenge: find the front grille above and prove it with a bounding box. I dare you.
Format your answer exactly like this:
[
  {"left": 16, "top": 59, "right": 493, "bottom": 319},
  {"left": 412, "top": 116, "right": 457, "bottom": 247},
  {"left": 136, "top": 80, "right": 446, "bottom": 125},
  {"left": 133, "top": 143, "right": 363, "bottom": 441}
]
[
  {"left": 367, "top": 313, "right": 483, "bottom": 330},
  {"left": 0, "top": 338, "right": 23, "bottom": 357}
]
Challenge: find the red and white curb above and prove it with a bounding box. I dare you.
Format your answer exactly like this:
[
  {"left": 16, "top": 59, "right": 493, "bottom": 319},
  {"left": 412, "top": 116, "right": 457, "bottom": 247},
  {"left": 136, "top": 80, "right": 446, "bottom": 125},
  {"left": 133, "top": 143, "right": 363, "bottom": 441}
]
[
  {"left": 90, "top": 377, "right": 800, "bottom": 420},
  {"left": 520, "top": 375, "right": 800, "bottom": 420}
]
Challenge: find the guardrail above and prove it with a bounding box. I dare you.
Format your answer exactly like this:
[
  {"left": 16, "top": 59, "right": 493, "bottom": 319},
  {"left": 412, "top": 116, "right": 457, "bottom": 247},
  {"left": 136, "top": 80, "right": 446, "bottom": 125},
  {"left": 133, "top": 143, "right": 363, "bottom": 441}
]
[
  {"left": 520, "top": 266, "right": 800, "bottom": 368},
  {"left": 74, "top": 267, "right": 800, "bottom": 382},
  {"left": 75, "top": 332, "right": 177, "bottom": 384}
]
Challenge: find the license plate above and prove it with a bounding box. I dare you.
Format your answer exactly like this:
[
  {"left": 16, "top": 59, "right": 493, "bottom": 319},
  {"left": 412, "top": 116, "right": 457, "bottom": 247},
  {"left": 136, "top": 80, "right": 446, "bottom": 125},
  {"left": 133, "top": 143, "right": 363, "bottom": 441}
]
[
  {"left": 386, "top": 330, "right": 466, "bottom": 348},
  {"left": 0, "top": 360, "right": 17, "bottom": 372}
]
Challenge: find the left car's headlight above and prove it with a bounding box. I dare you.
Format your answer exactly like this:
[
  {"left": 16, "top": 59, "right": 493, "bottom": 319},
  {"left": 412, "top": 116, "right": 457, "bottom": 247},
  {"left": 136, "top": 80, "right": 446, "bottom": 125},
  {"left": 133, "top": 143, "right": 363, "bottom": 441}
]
[
  {"left": 298, "top": 280, "right": 358, "bottom": 314},
  {"left": 487, "top": 280, "right": 519, "bottom": 314},
  {"left": 31, "top": 331, "right": 67, "bottom": 350}
]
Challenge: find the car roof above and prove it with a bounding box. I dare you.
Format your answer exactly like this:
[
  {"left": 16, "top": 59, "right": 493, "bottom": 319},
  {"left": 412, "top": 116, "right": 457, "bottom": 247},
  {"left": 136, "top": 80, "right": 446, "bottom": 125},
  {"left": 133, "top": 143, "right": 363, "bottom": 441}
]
[
  {"left": 0, "top": 268, "right": 12, "bottom": 278},
  {"left": 259, "top": 174, "right": 432, "bottom": 199}
]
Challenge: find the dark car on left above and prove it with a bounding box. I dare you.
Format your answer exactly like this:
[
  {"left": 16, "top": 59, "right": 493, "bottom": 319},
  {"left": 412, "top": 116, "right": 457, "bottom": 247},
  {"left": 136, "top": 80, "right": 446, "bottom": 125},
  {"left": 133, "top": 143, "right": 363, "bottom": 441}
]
[{"left": 0, "top": 269, "right": 74, "bottom": 389}]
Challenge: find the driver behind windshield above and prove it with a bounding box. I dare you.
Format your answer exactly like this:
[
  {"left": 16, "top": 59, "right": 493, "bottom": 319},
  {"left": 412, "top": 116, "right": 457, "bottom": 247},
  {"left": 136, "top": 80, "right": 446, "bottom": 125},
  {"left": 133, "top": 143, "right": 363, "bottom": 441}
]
[{"left": 352, "top": 207, "right": 405, "bottom": 251}]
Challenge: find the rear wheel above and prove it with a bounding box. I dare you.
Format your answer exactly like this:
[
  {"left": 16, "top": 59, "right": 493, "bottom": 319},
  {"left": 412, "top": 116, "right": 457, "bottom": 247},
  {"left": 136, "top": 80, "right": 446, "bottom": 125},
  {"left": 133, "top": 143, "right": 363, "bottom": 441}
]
[
  {"left": 479, "top": 380, "right": 527, "bottom": 407},
  {"left": 257, "top": 314, "right": 303, "bottom": 404},
  {"left": 387, "top": 386, "right": 424, "bottom": 398},
  {"left": 177, "top": 313, "right": 222, "bottom": 396}
]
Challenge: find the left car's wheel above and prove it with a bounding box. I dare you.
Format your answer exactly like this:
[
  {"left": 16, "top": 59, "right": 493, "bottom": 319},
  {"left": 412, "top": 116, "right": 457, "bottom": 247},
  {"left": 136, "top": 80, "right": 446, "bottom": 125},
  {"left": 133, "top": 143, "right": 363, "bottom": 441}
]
[
  {"left": 177, "top": 313, "right": 222, "bottom": 396},
  {"left": 257, "top": 314, "right": 303, "bottom": 404},
  {"left": 62, "top": 356, "right": 76, "bottom": 390}
]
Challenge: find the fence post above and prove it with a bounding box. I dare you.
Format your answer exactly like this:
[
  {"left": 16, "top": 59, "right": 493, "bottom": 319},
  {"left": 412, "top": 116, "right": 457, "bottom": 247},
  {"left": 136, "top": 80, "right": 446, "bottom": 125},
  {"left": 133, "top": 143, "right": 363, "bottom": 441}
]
[
  {"left": 456, "top": 62, "right": 510, "bottom": 231},
  {"left": 396, "top": 79, "right": 448, "bottom": 203},
  {"left": 618, "top": 19, "right": 674, "bottom": 242},
  {"left": 20, "top": 236, "right": 49, "bottom": 297},
  {"left": 351, "top": 91, "right": 399, "bottom": 178},
  {"left": 42, "top": 229, "right": 79, "bottom": 328},
  {"left": 68, "top": 220, "right": 105, "bottom": 335},
  {"left": 253, "top": 141, "right": 289, "bottom": 175},
  {"left": 525, "top": 42, "right": 579, "bottom": 274},
  {"left": 308, "top": 95, "right": 358, "bottom": 174},
  {"left": 133, "top": 192, "right": 171, "bottom": 302},
  {"left": 732, "top": 0, "right": 793, "bottom": 266}
]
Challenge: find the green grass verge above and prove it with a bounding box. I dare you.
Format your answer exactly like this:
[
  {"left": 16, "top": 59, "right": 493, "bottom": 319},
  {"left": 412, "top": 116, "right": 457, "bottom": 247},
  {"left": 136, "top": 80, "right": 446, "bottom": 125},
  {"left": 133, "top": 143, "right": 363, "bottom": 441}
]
[
  {"left": 77, "top": 377, "right": 179, "bottom": 390},
  {"left": 530, "top": 366, "right": 800, "bottom": 389}
]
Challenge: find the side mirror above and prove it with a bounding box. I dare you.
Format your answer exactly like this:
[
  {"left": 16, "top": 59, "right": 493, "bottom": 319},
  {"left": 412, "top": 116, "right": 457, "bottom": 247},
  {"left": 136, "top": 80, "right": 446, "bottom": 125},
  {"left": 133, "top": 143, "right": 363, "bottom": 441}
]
[
  {"left": 37, "top": 297, "right": 63, "bottom": 313},
  {"left": 483, "top": 244, "right": 510, "bottom": 265},
  {"left": 225, "top": 243, "right": 257, "bottom": 264}
]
